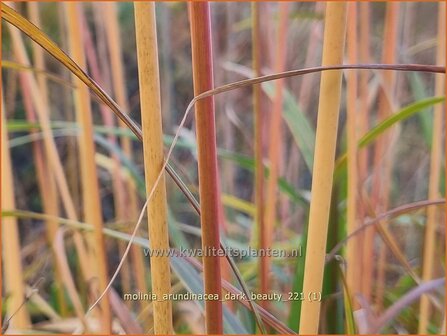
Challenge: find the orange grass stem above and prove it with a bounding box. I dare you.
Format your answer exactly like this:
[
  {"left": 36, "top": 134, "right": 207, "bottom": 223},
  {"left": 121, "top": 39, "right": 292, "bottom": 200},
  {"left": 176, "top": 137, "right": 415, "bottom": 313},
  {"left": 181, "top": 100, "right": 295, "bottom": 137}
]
[
  {"left": 251, "top": 1, "right": 267, "bottom": 302},
  {"left": 65, "top": 3, "right": 112, "bottom": 332},
  {"left": 262, "top": 1, "right": 289, "bottom": 308},
  {"left": 359, "top": 1, "right": 372, "bottom": 301},
  {"left": 346, "top": 1, "right": 360, "bottom": 304},
  {"left": 373, "top": 2, "right": 400, "bottom": 310}
]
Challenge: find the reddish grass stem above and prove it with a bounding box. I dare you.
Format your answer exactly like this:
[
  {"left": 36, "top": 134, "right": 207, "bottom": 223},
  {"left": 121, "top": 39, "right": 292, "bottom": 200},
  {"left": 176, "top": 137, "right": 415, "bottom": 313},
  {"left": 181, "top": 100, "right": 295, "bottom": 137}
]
[{"left": 188, "top": 2, "right": 223, "bottom": 333}]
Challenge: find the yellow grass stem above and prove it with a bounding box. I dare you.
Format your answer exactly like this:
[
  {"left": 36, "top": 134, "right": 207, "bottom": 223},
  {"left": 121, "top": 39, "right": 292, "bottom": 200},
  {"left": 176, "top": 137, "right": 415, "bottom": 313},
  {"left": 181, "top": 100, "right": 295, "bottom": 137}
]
[
  {"left": 27, "top": 2, "right": 66, "bottom": 315},
  {"left": 64, "top": 3, "right": 112, "bottom": 332},
  {"left": 1, "top": 100, "right": 31, "bottom": 331},
  {"left": 134, "top": 3, "right": 173, "bottom": 334},
  {"left": 374, "top": 2, "right": 400, "bottom": 310},
  {"left": 418, "top": 2, "right": 446, "bottom": 333},
  {"left": 189, "top": 2, "right": 223, "bottom": 333},
  {"left": 299, "top": 3, "right": 347, "bottom": 333},
  {"left": 103, "top": 1, "right": 148, "bottom": 303},
  {"left": 359, "top": 1, "right": 373, "bottom": 301},
  {"left": 262, "top": 1, "right": 289, "bottom": 307},
  {"left": 346, "top": 1, "right": 359, "bottom": 304}
]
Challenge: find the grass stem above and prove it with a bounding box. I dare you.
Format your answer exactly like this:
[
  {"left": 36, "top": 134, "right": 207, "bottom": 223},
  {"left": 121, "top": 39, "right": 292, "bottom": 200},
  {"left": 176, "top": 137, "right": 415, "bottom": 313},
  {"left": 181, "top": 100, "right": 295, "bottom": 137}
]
[
  {"left": 299, "top": 3, "right": 347, "bottom": 333},
  {"left": 189, "top": 2, "right": 223, "bottom": 332},
  {"left": 134, "top": 3, "right": 173, "bottom": 333},
  {"left": 65, "top": 3, "right": 112, "bottom": 332},
  {"left": 418, "top": 2, "right": 446, "bottom": 333}
]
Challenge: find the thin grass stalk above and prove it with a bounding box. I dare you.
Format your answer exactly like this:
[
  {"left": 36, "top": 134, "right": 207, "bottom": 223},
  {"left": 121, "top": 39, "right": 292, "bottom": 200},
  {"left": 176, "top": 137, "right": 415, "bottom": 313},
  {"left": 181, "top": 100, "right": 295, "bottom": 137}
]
[
  {"left": 188, "top": 2, "right": 223, "bottom": 333},
  {"left": 1, "top": 100, "right": 31, "bottom": 331},
  {"left": 134, "top": 3, "right": 173, "bottom": 334},
  {"left": 57, "top": 2, "right": 81, "bottom": 214},
  {"left": 27, "top": 2, "right": 66, "bottom": 315},
  {"left": 7, "top": 21, "right": 92, "bottom": 284},
  {"left": 418, "top": 2, "right": 446, "bottom": 333},
  {"left": 251, "top": 1, "right": 267, "bottom": 303},
  {"left": 91, "top": 3, "right": 112, "bottom": 94},
  {"left": 359, "top": 1, "right": 373, "bottom": 301},
  {"left": 297, "top": 2, "right": 324, "bottom": 113},
  {"left": 346, "top": 1, "right": 359, "bottom": 305},
  {"left": 81, "top": 8, "right": 132, "bottom": 301},
  {"left": 64, "top": 3, "right": 112, "bottom": 332},
  {"left": 299, "top": 3, "right": 347, "bottom": 334},
  {"left": 103, "top": 1, "right": 148, "bottom": 305},
  {"left": 262, "top": 1, "right": 289, "bottom": 308},
  {"left": 373, "top": 2, "right": 400, "bottom": 310}
]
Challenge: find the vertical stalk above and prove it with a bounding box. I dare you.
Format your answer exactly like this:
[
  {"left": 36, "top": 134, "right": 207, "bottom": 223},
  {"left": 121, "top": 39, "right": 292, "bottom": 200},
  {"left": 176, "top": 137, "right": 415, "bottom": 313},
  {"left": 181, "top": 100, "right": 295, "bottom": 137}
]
[
  {"left": 64, "top": 3, "right": 112, "bottom": 332},
  {"left": 251, "top": 1, "right": 266, "bottom": 301},
  {"left": 299, "top": 3, "right": 347, "bottom": 334},
  {"left": 359, "top": 1, "right": 372, "bottom": 301},
  {"left": 81, "top": 7, "right": 132, "bottom": 301},
  {"left": 373, "top": 2, "right": 400, "bottom": 310},
  {"left": 27, "top": 2, "right": 66, "bottom": 315},
  {"left": 104, "top": 1, "right": 148, "bottom": 305},
  {"left": 346, "top": 1, "right": 359, "bottom": 303},
  {"left": 418, "top": 2, "right": 446, "bottom": 333},
  {"left": 1, "top": 101, "right": 31, "bottom": 331},
  {"left": 297, "top": 2, "right": 324, "bottom": 113},
  {"left": 134, "top": 3, "right": 173, "bottom": 334},
  {"left": 262, "top": 1, "right": 289, "bottom": 307},
  {"left": 188, "top": 2, "right": 223, "bottom": 333}
]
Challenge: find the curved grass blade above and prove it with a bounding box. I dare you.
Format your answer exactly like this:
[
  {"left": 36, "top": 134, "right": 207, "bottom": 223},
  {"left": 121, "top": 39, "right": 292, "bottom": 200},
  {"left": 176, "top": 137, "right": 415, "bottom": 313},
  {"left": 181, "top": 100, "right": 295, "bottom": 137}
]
[
  {"left": 334, "top": 96, "right": 445, "bottom": 175},
  {"left": 1, "top": 3, "right": 141, "bottom": 138},
  {"left": 335, "top": 257, "right": 357, "bottom": 334}
]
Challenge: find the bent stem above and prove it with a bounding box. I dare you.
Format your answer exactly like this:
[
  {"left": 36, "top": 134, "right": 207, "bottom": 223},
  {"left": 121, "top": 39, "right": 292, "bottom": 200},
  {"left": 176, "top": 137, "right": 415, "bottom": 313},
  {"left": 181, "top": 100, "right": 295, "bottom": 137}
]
[{"left": 299, "top": 2, "right": 347, "bottom": 334}]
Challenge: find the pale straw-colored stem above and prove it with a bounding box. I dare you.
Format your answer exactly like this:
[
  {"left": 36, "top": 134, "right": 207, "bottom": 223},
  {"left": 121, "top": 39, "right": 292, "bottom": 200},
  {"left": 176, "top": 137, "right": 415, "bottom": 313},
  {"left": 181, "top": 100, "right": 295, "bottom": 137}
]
[
  {"left": 418, "top": 2, "right": 446, "bottom": 333},
  {"left": 299, "top": 3, "right": 347, "bottom": 333},
  {"left": 134, "top": 2, "right": 173, "bottom": 334}
]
